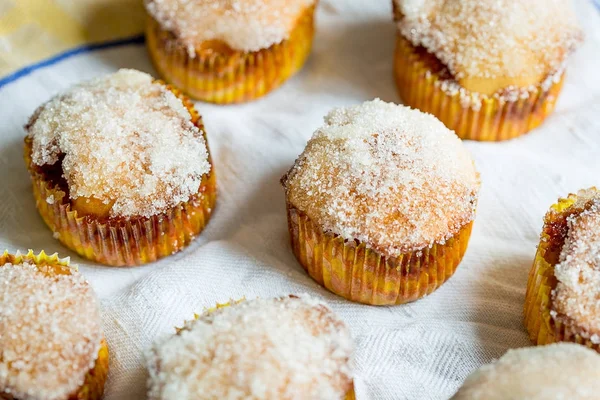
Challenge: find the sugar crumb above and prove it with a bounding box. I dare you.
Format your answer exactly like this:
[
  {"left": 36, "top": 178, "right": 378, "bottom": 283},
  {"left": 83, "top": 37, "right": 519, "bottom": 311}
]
[
  {"left": 453, "top": 343, "right": 600, "bottom": 399},
  {"left": 148, "top": 295, "right": 354, "bottom": 400},
  {"left": 145, "top": 0, "right": 316, "bottom": 54},
  {"left": 26, "top": 69, "right": 211, "bottom": 218},
  {"left": 283, "top": 99, "right": 480, "bottom": 257},
  {"left": 553, "top": 193, "right": 600, "bottom": 336},
  {"left": 0, "top": 260, "right": 102, "bottom": 400},
  {"left": 395, "top": 0, "right": 583, "bottom": 90}
]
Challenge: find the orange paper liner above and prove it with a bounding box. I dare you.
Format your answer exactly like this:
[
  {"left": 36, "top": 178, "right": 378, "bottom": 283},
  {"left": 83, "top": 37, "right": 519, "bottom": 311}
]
[
  {"left": 72, "top": 339, "right": 109, "bottom": 400},
  {"left": 146, "top": 5, "right": 316, "bottom": 104},
  {"left": 0, "top": 251, "right": 109, "bottom": 400},
  {"left": 523, "top": 190, "right": 600, "bottom": 352},
  {"left": 393, "top": 34, "right": 565, "bottom": 141},
  {"left": 24, "top": 88, "right": 217, "bottom": 267},
  {"left": 286, "top": 203, "right": 474, "bottom": 306}
]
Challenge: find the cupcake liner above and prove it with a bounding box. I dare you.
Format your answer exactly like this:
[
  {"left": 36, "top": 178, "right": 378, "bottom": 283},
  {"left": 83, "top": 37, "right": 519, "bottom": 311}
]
[
  {"left": 286, "top": 203, "right": 473, "bottom": 306},
  {"left": 146, "top": 5, "right": 316, "bottom": 104},
  {"left": 523, "top": 239, "right": 560, "bottom": 346},
  {"left": 393, "top": 34, "right": 565, "bottom": 141},
  {"left": 0, "top": 251, "right": 109, "bottom": 400},
  {"left": 24, "top": 94, "right": 217, "bottom": 267},
  {"left": 0, "top": 249, "right": 71, "bottom": 271},
  {"left": 73, "top": 339, "right": 109, "bottom": 400},
  {"left": 523, "top": 191, "right": 600, "bottom": 352},
  {"left": 345, "top": 386, "right": 356, "bottom": 400}
]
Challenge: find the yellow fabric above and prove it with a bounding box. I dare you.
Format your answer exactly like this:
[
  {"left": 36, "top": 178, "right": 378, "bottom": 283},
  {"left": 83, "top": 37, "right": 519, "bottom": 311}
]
[{"left": 0, "top": 0, "right": 145, "bottom": 78}]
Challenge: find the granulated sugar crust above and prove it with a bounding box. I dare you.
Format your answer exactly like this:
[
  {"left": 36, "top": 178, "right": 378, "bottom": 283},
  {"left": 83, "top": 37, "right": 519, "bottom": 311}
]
[
  {"left": 148, "top": 295, "right": 354, "bottom": 400},
  {"left": 0, "top": 257, "right": 102, "bottom": 400},
  {"left": 394, "top": 0, "right": 583, "bottom": 82},
  {"left": 26, "top": 69, "right": 211, "bottom": 218},
  {"left": 553, "top": 191, "right": 600, "bottom": 340},
  {"left": 145, "top": 0, "right": 316, "bottom": 53},
  {"left": 452, "top": 343, "right": 600, "bottom": 400},
  {"left": 282, "top": 99, "right": 480, "bottom": 258}
]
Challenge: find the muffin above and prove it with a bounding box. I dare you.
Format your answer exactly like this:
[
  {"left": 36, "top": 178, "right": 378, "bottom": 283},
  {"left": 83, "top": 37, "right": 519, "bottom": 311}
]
[
  {"left": 451, "top": 343, "right": 600, "bottom": 399},
  {"left": 392, "top": 0, "right": 583, "bottom": 141},
  {"left": 145, "top": 0, "right": 317, "bottom": 104},
  {"left": 0, "top": 251, "right": 108, "bottom": 400},
  {"left": 524, "top": 188, "right": 600, "bottom": 351},
  {"left": 147, "top": 295, "right": 355, "bottom": 400},
  {"left": 281, "top": 99, "right": 480, "bottom": 305},
  {"left": 24, "top": 69, "right": 216, "bottom": 267}
]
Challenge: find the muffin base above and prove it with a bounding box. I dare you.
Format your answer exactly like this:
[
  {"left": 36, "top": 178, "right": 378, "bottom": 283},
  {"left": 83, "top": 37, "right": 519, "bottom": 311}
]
[
  {"left": 393, "top": 34, "right": 565, "bottom": 141},
  {"left": 0, "top": 251, "right": 109, "bottom": 400},
  {"left": 524, "top": 190, "right": 600, "bottom": 351},
  {"left": 24, "top": 89, "right": 217, "bottom": 267},
  {"left": 146, "top": 5, "right": 316, "bottom": 104},
  {"left": 286, "top": 203, "right": 474, "bottom": 305}
]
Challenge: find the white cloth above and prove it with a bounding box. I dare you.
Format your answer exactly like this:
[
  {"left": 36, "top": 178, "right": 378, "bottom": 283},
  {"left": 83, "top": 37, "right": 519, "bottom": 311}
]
[{"left": 1, "top": 1, "right": 600, "bottom": 399}]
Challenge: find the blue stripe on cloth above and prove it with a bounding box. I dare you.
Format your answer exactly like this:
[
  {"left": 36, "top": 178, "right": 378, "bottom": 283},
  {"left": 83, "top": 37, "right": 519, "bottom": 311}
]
[{"left": 0, "top": 35, "right": 145, "bottom": 89}]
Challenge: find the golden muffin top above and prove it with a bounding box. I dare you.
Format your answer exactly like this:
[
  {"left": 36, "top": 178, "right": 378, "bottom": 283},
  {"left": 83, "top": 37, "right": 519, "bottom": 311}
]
[
  {"left": 394, "top": 0, "right": 583, "bottom": 95},
  {"left": 0, "top": 252, "right": 102, "bottom": 400},
  {"left": 451, "top": 343, "right": 600, "bottom": 400},
  {"left": 145, "top": 0, "right": 316, "bottom": 53},
  {"left": 282, "top": 99, "right": 480, "bottom": 257},
  {"left": 553, "top": 190, "right": 600, "bottom": 339},
  {"left": 26, "top": 69, "right": 210, "bottom": 218},
  {"left": 148, "top": 295, "right": 354, "bottom": 400}
]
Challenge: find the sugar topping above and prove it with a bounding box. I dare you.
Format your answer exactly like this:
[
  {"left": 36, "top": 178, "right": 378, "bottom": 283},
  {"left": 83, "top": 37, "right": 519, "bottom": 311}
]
[
  {"left": 282, "top": 99, "right": 480, "bottom": 257},
  {"left": 552, "top": 193, "right": 600, "bottom": 338},
  {"left": 452, "top": 343, "right": 600, "bottom": 400},
  {"left": 394, "top": 0, "right": 583, "bottom": 90},
  {"left": 148, "top": 295, "right": 354, "bottom": 400},
  {"left": 26, "top": 69, "right": 211, "bottom": 218},
  {"left": 145, "top": 0, "right": 316, "bottom": 54},
  {"left": 0, "top": 259, "right": 102, "bottom": 400}
]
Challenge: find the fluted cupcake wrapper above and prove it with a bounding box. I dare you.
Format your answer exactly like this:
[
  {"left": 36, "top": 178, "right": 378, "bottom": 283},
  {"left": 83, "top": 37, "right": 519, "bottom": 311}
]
[
  {"left": 146, "top": 6, "right": 316, "bottom": 104},
  {"left": 73, "top": 339, "right": 109, "bottom": 400},
  {"left": 393, "top": 34, "right": 565, "bottom": 141},
  {"left": 523, "top": 240, "right": 560, "bottom": 346},
  {"left": 0, "top": 249, "right": 70, "bottom": 269},
  {"left": 524, "top": 192, "right": 600, "bottom": 352},
  {"left": 0, "top": 251, "right": 109, "bottom": 400},
  {"left": 286, "top": 203, "right": 473, "bottom": 306}
]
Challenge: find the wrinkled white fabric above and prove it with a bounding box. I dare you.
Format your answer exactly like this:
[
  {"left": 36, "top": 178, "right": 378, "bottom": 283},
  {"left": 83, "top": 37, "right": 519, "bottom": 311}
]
[{"left": 0, "top": 1, "right": 599, "bottom": 399}]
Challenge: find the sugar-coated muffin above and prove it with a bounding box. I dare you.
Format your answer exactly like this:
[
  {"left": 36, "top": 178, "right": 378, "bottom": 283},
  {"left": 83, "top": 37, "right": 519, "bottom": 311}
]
[
  {"left": 147, "top": 295, "right": 355, "bottom": 400},
  {"left": 524, "top": 188, "right": 600, "bottom": 351},
  {"left": 0, "top": 251, "right": 108, "bottom": 400},
  {"left": 24, "top": 69, "right": 216, "bottom": 266},
  {"left": 281, "top": 99, "right": 480, "bottom": 305},
  {"left": 392, "top": 0, "right": 583, "bottom": 141},
  {"left": 452, "top": 343, "right": 600, "bottom": 400},
  {"left": 145, "top": 0, "right": 317, "bottom": 103}
]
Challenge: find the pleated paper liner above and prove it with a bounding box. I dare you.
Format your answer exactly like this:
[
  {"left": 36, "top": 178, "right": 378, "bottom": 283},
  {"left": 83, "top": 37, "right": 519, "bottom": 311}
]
[
  {"left": 286, "top": 203, "right": 473, "bottom": 306},
  {"left": 393, "top": 34, "right": 565, "bottom": 141},
  {"left": 175, "top": 299, "right": 356, "bottom": 400},
  {"left": 523, "top": 189, "right": 600, "bottom": 352},
  {"left": 0, "top": 251, "right": 109, "bottom": 400},
  {"left": 24, "top": 86, "right": 217, "bottom": 267},
  {"left": 146, "top": 5, "right": 316, "bottom": 104},
  {"left": 72, "top": 339, "right": 109, "bottom": 400}
]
